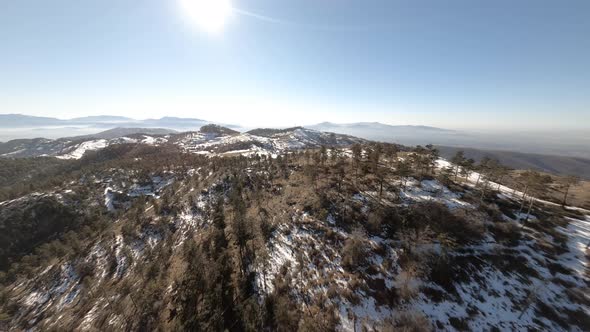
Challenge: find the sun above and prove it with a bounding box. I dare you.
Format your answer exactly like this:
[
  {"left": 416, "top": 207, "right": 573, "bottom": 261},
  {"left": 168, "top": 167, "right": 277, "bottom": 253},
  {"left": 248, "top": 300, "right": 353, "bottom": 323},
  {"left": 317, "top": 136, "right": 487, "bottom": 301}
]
[{"left": 179, "top": 0, "right": 233, "bottom": 34}]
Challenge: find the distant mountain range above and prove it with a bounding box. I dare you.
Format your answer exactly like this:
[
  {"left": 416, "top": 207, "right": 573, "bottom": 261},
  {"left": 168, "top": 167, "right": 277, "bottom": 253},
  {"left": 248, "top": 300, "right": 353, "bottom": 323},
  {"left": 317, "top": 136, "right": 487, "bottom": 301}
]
[
  {"left": 0, "top": 114, "right": 239, "bottom": 142},
  {"left": 310, "top": 122, "right": 452, "bottom": 132},
  {"left": 0, "top": 114, "right": 210, "bottom": 129},
  {"left": 69, "top": 127, "right": 177, "bottom": 140},
  {"left": 306, "top": 122, "right": 458, "bottom": 145},
  {"left": 69, "top": 115, "right": 135, "bottom": 123},
  {"left": 0, "top": 114, "right": 68, "bottom": 127}
]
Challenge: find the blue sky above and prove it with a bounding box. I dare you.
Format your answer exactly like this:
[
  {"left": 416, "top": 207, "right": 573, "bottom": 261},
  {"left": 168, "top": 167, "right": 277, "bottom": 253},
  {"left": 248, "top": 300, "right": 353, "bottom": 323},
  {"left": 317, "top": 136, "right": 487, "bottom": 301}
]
[{"left": 0, "top": 0, "right": 589, "bottom": 130}]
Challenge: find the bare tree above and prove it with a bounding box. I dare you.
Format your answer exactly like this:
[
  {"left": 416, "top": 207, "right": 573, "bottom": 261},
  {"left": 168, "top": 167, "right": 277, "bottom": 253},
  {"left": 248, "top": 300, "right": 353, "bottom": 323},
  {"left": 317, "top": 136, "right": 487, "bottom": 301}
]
[
  {"left": 517, "top": 170, "right": 538, "bottom": 215},
  {"left": 559, "top": 175, "right": 580, "bottom": 207}
]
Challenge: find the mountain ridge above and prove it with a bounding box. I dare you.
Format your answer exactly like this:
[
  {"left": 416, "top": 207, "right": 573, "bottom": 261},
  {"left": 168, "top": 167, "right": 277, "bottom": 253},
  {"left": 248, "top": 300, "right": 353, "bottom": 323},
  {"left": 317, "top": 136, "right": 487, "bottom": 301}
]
[
  {"left": 0, "top": 114, "right": 212, "bottom": 130},
  {"left": 0, "top": 138, "right": 587, "bottom": 331},
  {"left": 309, "top": 121, "right": 454, "bottom": 132},
  {"left": 2, "top": 125, "right": 590, "bottom": 179}
]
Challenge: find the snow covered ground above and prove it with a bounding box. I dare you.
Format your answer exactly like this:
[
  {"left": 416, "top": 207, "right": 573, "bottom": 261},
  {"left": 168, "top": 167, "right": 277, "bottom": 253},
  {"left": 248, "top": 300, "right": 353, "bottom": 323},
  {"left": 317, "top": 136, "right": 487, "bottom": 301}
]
[
  {"left": 176, "top": 127, "right": 363, "bottom": 157},
  {"left": 400, "top": 178, "right": 473, "bottom": 210},
  {"left": 254, "top": 172, "right": 590, "bottom": 331},
  {"left": 5, "top": 154, "right": 588, "bottom": 331},
  {"left": 49, "top": 135, "right": 167, "bottom": 159},
  {"left": 56, "top": 139, "right": 108, "bottom": 159}
]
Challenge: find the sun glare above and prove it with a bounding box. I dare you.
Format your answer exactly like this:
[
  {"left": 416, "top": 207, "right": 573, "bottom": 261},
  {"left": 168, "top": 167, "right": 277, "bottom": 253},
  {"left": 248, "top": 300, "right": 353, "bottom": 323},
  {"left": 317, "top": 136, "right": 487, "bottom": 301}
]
[{"left": 179, "top": 0, "right": 232, "bottom": 34}]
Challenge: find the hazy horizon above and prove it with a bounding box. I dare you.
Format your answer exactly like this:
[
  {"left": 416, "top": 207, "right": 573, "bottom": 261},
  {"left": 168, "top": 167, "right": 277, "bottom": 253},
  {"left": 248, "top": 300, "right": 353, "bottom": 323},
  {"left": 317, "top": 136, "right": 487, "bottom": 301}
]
[{"left": 4, "top": 112, "right": 590, "bottom": 134}]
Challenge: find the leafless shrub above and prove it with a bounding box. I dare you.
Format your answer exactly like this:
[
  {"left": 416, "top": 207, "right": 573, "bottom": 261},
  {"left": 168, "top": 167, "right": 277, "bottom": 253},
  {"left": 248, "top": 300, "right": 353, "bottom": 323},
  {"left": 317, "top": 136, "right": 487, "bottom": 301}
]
[
  {"left": 396, "top": 271, "right": 418, "bottom": 301},
  {"left": 489, "top": 221, "right": 521, "bottom": 246},
  {"left": 342, "top": 229, "right": 367, "bottom": 271},
  {"left": 341, "top": 287, "right": 360, "bottom": 305},
  {"left": 327, "top": 285, "right": 339, "bottom": 299},
  {"left": 383, "top": 311, "right": 432, "bottom": 332}
]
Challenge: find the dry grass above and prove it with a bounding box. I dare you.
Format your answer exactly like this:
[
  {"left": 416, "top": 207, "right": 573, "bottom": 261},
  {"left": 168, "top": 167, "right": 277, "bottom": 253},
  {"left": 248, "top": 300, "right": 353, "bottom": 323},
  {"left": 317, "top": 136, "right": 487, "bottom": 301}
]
[
  {"left": 381, "top": 311, "right": 432, "bottom": 332},
  {"left": 502, "top": 170, "right": 590, "bottom": 209},
  {"left": 396, "top": 271, "right": 418, "bottom": 301}
]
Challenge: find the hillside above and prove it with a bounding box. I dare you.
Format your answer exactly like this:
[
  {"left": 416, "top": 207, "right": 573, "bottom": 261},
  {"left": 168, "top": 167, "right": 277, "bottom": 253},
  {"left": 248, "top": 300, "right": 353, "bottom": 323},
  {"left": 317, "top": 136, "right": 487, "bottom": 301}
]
[
  {"left": 0, "top": 139, "right": 588, "bottom": 331},
  {"left": 198, "top": 124, "right": 240, "bottom": 136},
  {"left": 437, "top": 146, "right": 590, "bottom": 179},
  {"left": 0, "top": 127, "right": 363, "bottom": 160}
]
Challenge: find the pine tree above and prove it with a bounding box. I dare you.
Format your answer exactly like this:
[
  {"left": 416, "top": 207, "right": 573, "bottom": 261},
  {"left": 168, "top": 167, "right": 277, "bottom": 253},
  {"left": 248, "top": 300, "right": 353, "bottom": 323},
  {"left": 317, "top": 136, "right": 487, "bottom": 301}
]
[
  {"left": 438, "top": 166, "right": 454, "bottom": 186},
  {"left": 460, "top": 158, "right": 475, "bottom": 181},
  {"left": 396, "top": 159, "right": 412, "bottom": 189},
  {"left": 450, "top": 151, "right": 466, "bottom": 181},
  {"left": 424, "top": 144, "right": 439, "bottom": 175}
]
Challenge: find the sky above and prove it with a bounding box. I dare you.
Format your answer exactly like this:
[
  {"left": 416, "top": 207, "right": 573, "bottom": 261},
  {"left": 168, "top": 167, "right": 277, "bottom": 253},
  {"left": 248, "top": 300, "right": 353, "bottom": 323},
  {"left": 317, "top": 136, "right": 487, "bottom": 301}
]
[{"left": 0, "top": 0, "right": 589, "bottom": 130}]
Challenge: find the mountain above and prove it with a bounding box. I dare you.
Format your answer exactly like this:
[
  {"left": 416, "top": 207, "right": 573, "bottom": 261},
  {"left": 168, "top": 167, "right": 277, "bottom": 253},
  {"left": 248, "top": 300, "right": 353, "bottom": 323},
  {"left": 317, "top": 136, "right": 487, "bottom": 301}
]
[
  {"left": 3, "top": 120, "right": 590, "bottom": 179},
  {"left": 70, "top": 116, "right": 135, "bottom": 123},
  {"left": 198, "top": 124, "right": 240, "bottom": 136},
  {"left": 74, "top": 127, "right": 177, "bottom": 140},
  {"left": 0, "top": 114, "right": 66, "bottom": 127},
  {"left": 0, "top": 114, "right": 209, "bottom": 128},
  {"left": 0, "top": 138, "right": 588, "bottom": 331},
  {"left": 174, "top": 126, "right": 365, "bottom": 156},
  {"left": 0, "top": 126, "right": 364, "bottom": 159},
  {"left": 311, "top": 122, "right": 451, "bottom": 132},
  {"left": 3, "top": 124, "right": 590, "bottom": 180},
  {"left": 247, "top": 126, "right": 307, "bottom": 137},
  {"left": 308, "top": 122, "right": 453, "bottom": 136},
  {"left": 141, "top": 116, "right": 208, "bottom": 128},
  {"left": 0, "top": 128, "right": 174, "bottom": 159},
  {"left": 307, "top": 122, "right": 461, "bottom": 146},
  {"left": 0, "top": 114, "right": 214, "bottom": 141}
]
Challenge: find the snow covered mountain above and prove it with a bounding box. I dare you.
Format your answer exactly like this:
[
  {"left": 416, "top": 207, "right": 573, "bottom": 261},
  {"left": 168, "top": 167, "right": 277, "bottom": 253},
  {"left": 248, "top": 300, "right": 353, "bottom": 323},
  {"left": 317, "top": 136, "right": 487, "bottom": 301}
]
[
  {"left": 0, "top": 126, "right": 364, "bottom": 159},
  {"left": 174, "top": 126, "right": 365, "bottom": 157}
]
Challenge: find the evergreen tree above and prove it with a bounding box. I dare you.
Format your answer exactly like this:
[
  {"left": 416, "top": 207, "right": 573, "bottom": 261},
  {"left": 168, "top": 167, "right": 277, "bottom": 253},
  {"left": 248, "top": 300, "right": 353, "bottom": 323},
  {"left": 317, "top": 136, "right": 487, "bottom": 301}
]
[{"left": 450, "top": 151, "right": 466, "bottom": 181}]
